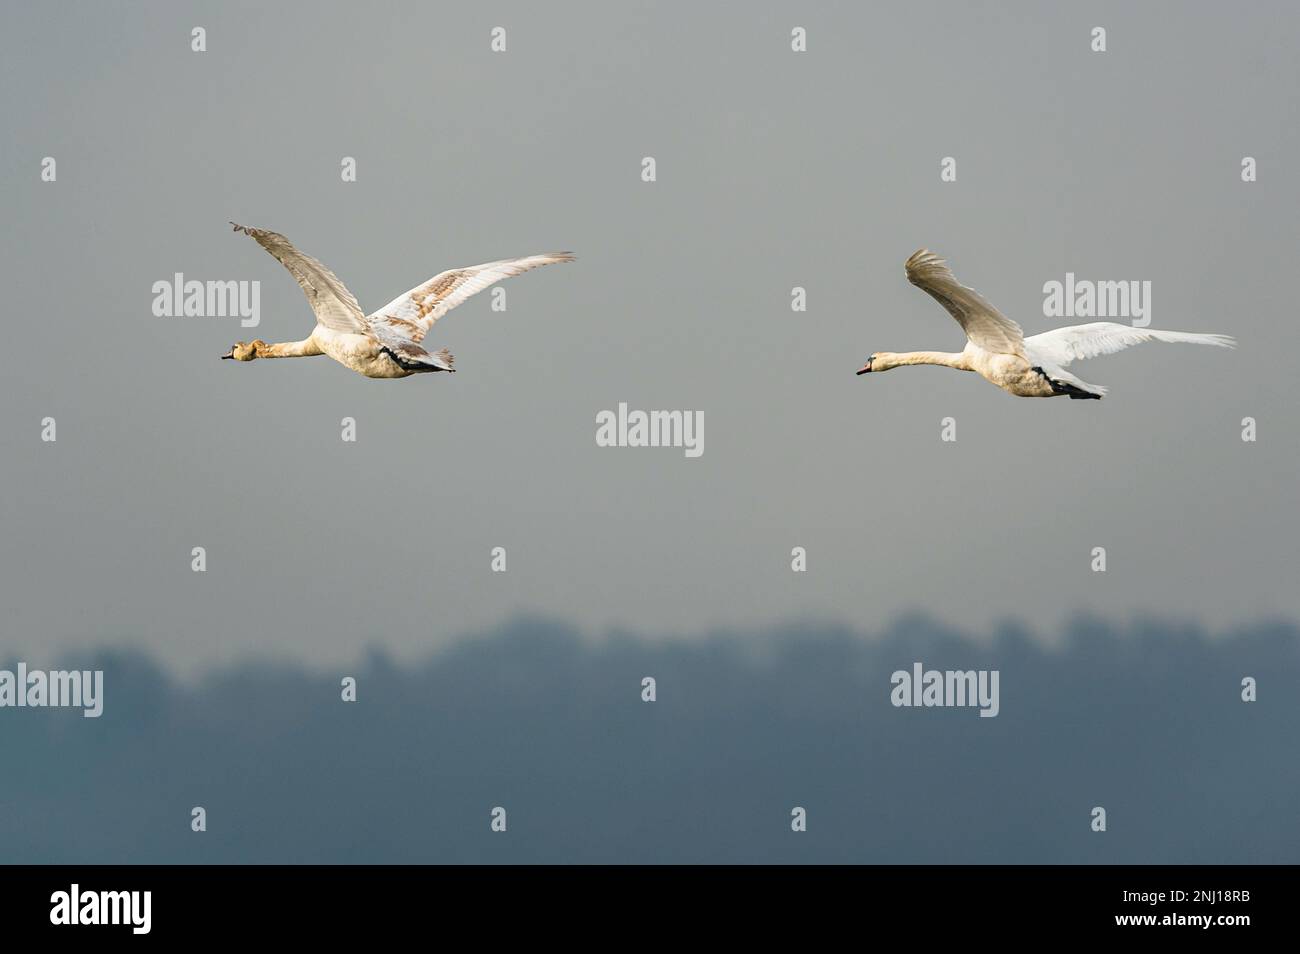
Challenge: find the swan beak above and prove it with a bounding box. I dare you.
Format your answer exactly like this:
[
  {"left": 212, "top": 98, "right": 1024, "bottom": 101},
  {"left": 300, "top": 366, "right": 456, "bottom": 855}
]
[
  {"left": 220, "top": 350, "right": 234, "bottom": 360},
  {"left": 855, "top": 360, "right": 872, "bottom": 375}
]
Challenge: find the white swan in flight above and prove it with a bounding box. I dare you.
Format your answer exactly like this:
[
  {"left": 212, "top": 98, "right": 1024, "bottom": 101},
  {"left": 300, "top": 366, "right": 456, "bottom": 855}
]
[
  {"left": 856, "top": 249, "right": 1234, "bottom": 398},
  {"left": 222, "top": 223, "right": 574, "bottom": 379}
]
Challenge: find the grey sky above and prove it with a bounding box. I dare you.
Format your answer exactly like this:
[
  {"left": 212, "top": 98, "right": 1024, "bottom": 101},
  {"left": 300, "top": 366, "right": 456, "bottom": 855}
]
[{"left": 3, "top": 1, "right": 1297, "bottom": 672}]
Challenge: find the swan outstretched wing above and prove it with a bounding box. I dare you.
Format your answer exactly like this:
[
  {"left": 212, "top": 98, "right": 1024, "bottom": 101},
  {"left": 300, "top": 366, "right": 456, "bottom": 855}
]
[
  {"left": 366, "top": 252, "right": 575, "bottom": 344},
  {"left": 1025, "top": 322, "right": 1236, "bottom": 367},
  {"left": 231, "top": 224, "right": 368, "bottom": 334},
  {"left": 905, "top": 249, "right": 1025, "bottom": 355}
]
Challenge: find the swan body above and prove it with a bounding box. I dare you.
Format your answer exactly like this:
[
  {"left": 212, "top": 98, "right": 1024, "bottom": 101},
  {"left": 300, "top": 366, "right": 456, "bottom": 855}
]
[
  {"left": 222, "top": 223, "right": 573, "bottom": 379},
  {"left": 857, "top": 250, "right": 1235, "bottom": 398}
]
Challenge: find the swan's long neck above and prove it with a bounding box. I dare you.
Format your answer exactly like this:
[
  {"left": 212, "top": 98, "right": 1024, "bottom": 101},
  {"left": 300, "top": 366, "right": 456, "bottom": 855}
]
[
  {"left": 256, "top": 337, "right": 321, "bottom": 358},
  {"left": 875, "top": 350, "right": 969, "bottom": 371}
]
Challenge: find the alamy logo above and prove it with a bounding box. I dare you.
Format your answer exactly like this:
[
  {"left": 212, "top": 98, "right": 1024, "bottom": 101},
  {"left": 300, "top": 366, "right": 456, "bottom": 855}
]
[
  {"left": 50, "top": 884, "right": 151, "bottom": 934},
  {"left": 0, "top": 664, "right": 103, "bottom": 717},
  {"left": 890, "top": 662, "right": 999, "bottom": 717},
  {"left": 152, "top": 273, "right": 261, "bottom": 327},
  {"left": 595, "top": 403, "right": 704, "bottom": 458},
  {"left": 1042, "top": 273, "right": 1151, "bottom": 327}
]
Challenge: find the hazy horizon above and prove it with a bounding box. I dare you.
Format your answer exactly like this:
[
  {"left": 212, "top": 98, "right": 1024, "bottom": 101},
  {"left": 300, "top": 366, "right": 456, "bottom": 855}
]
[{"left": 2, "top": 616, "right": 1295, "bottom": 864}]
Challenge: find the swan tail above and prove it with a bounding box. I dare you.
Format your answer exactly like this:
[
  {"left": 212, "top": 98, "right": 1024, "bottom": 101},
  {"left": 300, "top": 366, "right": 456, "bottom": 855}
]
[
  {"left": 1065, "top": 385, "right": 1104, "bottom": 400},
  {"left": 383, "top": 344, "right": 455, "bottom": 373},
  {"left": 1055, "top": 378, "right": 1106, "bottom": 400},
  {"left": 1032, "top": 364, "right": 1107, "bottom": 400}
]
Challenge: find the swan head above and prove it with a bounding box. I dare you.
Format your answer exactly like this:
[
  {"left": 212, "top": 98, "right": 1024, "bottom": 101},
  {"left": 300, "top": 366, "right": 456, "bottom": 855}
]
[
  {"left": 222, "top": 340, "right": 263, "bottom": 361},
  {"left": 857, "top": 352, "right": 904, "bottom": 374}
]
